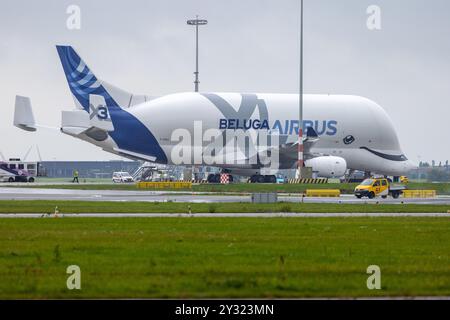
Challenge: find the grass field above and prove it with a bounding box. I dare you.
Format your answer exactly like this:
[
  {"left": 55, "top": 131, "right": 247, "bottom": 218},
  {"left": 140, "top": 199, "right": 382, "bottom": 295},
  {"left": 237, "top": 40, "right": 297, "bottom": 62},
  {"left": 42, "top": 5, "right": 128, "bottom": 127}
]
[
  {"left": 0, "top": 217, "right": 449, "bottom": 298},
  {"left": 4, "top": 181, "right": 450, "bottom": 195},
  {"left": 0, "top": 200, "right": 449, "bottom": 213}
]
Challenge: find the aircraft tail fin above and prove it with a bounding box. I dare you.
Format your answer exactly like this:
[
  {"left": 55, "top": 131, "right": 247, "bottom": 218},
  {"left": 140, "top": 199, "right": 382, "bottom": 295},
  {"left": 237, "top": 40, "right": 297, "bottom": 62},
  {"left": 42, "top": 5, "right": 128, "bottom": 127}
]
[{"left": 56, "top": 45, "right": 152, "bottom": 113}]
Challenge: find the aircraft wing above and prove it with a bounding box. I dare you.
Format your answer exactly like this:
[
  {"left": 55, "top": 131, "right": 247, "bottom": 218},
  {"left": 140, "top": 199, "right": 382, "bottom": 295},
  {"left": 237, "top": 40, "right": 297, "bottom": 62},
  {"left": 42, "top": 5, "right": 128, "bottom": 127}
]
[
  {"left": 216, "top": 127, "right": 321, "bottom": 165},
  {"left": 278, "top": 127, "right": 320, "bottom": 160}
]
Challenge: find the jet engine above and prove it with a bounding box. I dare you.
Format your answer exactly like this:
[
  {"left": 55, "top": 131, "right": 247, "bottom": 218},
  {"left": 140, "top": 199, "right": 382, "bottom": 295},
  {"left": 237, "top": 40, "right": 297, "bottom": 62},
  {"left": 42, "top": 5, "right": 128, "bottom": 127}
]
[{"left": 305, "top": 156, "right": 347, "bottom": 178}]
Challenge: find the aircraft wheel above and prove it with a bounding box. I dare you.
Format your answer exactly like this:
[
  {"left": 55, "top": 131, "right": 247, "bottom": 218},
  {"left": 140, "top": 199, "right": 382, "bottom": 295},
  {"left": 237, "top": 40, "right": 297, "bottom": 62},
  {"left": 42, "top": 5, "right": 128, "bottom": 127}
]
[
  {"left": 207, "top": 174, "right": 220, "bottom": 183},
  {"left": 250, "top": 175, "right": 265, "bottom": 183},
  {"left": 207, "top": 174, "right": 215, "bottom": 183},
  {"left": 264, "top": 175, "right": 276, "bottom": 183}
]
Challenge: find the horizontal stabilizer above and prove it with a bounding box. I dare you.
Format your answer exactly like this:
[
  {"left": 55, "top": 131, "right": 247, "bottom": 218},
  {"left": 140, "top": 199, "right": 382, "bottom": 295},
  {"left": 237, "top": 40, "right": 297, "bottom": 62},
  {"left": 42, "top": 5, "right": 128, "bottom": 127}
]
[
  {"left": 61, "top": 110, "right": 90, "bottom": 128},
  {"left": 14, "top": 96, "right": 36, "bottom": 132}
]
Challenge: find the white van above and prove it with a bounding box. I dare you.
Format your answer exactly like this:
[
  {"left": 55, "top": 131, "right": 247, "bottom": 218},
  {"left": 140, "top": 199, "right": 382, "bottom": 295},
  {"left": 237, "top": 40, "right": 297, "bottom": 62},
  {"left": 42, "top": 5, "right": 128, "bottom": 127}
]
[{"left": 112, "top": 171, "right": 134, "bottom": 183}]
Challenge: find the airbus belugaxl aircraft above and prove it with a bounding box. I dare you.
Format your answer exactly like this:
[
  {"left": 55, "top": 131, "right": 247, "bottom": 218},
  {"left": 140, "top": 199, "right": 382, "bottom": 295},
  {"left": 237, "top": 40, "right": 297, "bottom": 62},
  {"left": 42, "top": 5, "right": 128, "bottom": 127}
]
[{"left": 14, "top": 46, "right": 416, "bottom": 182}]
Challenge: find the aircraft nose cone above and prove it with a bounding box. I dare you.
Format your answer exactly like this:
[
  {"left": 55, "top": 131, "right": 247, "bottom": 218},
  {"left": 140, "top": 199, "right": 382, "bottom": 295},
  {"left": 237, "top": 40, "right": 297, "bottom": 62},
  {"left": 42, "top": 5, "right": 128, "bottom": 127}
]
[{"left": 405, "top": 160, "right": 418, "bottom": 172}]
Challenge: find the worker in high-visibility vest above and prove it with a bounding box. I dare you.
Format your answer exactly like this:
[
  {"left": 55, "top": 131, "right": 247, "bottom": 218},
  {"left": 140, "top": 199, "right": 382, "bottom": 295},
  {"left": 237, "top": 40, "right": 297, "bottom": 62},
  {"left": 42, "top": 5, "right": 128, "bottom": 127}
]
[{"left": 72, "top": 170, "right": 79, "bottom": 183}]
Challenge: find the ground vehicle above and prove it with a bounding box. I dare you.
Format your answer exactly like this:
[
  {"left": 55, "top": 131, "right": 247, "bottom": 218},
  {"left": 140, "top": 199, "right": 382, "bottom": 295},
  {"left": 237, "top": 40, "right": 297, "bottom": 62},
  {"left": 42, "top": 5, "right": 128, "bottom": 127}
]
[
  {"left": 0, "top": 160, "right": 37, "bottom": 182},
  {"left": 112, "top": 171, "right": 134, "bottom": 183},
  {"left": 276, "top": 176, "right": 287, "bottom": 184},
  {"left": 354, "top": 177, "right": 406, "bottom": 199},
  {"left": 400, "top": 176, "right": 409, "bottom": 184}
]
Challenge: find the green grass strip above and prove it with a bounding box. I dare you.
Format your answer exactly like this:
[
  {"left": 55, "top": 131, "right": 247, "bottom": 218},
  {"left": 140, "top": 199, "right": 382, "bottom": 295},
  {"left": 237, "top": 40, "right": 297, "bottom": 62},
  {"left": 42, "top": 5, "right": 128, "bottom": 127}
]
[
  {"left": 0, "top": 200, "right": 448, "bottom": 213},
  {"left": 0, "top": 217, "right": 449, "bottom": 298}
]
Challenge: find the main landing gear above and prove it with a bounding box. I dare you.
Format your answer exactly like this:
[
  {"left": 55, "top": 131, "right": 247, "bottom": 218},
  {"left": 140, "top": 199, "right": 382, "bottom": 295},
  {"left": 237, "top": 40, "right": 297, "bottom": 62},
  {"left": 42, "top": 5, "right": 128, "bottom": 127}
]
[
  {"left": 206, "top": 173, "right": 277, "bottom": 183},
  {"left": 249, "top": 174, "right": 277, "bottom": 183},
  {"left": 207, "top": 173, "right": 234, "bottom": 183}
]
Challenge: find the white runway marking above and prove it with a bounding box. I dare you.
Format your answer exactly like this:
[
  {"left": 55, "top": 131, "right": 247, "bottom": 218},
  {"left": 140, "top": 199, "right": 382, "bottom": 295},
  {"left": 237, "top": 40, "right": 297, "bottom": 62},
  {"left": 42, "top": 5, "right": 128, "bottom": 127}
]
[{"left": 0, "top": 212, "right": 449, "bottom": 218}]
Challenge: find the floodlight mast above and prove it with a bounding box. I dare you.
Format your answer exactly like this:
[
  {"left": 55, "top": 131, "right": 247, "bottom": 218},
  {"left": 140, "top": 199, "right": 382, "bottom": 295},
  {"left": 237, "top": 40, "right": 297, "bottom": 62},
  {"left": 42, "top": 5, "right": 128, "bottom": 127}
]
[
  {"left": 297, "top": 0, "right": 304, "bottom": 177},
  {"left": 187, "top": 16, "right": 208, "bottom": 92}
]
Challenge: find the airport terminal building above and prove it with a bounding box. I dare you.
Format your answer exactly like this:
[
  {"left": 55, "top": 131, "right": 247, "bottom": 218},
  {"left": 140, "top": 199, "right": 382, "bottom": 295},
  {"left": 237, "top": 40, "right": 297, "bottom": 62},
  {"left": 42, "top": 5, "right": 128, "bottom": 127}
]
[{"left": 39, "top": 161, "right": 141, "bottom": 178}]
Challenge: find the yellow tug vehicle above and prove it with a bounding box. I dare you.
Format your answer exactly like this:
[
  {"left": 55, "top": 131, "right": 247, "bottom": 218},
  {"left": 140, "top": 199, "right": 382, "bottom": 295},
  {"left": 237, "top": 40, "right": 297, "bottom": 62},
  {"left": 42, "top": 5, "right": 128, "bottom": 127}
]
[{"left": 354, "top": 177, "right": 406, "bottom": 199}]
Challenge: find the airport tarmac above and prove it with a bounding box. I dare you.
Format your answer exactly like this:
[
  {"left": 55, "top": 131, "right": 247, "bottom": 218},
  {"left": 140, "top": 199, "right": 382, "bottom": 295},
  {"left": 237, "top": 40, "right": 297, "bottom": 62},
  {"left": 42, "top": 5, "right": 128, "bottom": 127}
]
[
  {"left": 1, "top": 212, "right": 449, "bottom": 218},
  {"left": 0, "top": 187, "right": 450, "bottom": 204}
]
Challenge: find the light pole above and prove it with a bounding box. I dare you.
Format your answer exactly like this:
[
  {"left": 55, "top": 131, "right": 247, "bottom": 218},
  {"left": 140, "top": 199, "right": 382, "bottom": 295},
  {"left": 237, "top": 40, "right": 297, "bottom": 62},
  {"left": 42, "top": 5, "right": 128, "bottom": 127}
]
[
  {"left": 417, "top": 155, "right": 422, "bottom": 182},
  {"left": 187, "top": 16, "right": 208, "bottom": 92},
  {"left": 297, "top": 0, "right": 304, "bottom": 178}
]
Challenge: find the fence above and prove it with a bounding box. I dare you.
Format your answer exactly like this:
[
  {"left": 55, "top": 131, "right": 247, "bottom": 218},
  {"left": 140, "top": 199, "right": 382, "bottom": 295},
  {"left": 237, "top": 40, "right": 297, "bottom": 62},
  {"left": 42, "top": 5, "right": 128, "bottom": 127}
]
[
  {"left": 137, "top": 181, "right": 192, "bottom": 189},
  {"left": 403, "top": 190, "right": 436, "bottom": 198}
]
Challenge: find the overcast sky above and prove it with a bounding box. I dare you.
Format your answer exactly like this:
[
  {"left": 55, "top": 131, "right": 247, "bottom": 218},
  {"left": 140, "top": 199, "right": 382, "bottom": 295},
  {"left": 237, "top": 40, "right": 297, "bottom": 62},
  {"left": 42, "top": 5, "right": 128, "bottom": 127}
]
[{"left": 0, "top": 0, "right": 449, "bottom": 163}]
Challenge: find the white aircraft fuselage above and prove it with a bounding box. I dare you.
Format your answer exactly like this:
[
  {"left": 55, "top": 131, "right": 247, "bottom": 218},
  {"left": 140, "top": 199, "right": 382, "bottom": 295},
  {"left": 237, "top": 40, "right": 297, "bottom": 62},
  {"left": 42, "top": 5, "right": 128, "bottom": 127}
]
[
  {"left": 15, "top": 46, "right": 416, "bottom": 178},
  {"left": 112, "top": 92, "right": 415, "bottom": 176}
]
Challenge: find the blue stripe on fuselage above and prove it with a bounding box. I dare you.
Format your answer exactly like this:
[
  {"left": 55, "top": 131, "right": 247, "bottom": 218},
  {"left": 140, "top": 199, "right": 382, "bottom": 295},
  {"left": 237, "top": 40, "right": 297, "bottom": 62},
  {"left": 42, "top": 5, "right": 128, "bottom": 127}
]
[{"left": 102, "top": 94, "right": 167, "bottom": 164}]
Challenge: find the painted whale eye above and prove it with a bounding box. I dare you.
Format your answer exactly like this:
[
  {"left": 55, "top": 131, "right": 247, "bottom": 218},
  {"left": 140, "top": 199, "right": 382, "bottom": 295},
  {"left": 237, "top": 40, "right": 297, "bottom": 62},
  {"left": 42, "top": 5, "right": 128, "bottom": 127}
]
[{"left": 343, "top": 135, "right": 355, "bottom": 145}]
